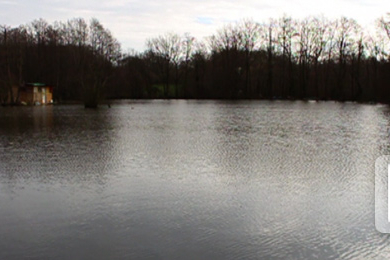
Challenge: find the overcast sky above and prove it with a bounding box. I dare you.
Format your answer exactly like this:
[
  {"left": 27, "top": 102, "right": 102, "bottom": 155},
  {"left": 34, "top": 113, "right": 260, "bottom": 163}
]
[{"left": 0, "top": 0, "right": 389, "bottom": 51}]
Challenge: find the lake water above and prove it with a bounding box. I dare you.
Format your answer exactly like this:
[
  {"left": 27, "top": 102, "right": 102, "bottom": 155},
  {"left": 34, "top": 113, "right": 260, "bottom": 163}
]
[{"left": 1, "top": 100, "right": 390, "bottom": 259}]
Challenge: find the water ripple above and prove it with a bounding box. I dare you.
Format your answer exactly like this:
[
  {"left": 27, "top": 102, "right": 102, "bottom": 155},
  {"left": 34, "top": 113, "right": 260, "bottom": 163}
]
[{"left": 0, "top": 101, "right": 389, "bottom": 259}]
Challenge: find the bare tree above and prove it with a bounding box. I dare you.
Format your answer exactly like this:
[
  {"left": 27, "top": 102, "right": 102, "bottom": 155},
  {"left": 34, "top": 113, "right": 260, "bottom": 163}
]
[
  {"left": 0, "top": 26, "right": 26, "bottom": 104},
  {"left": 30, "top": 18, "right": 49, "bottom": 45},
  {"left": 259, "top": 19, "right": 277, "bottom": 98},
  {"left": 276, "top": 15, "right": 296, "bottom": 97},
  {"left": 192, "top": 41, "right": 208, "bottom": 98},
  {"left": 379, "top": 13, "right": 390, "bottom": 40},
  {"left": 237, "top": 19, "right": 260, "bottom": 96},
  {"left": 66, "top": 18, "right": 89, "bottom": 47},
  {"left": 182, "top": 33, "right": 196, "bottom": 97},
  {"left": 330, "top": 17, "right": 360, "bottom": 99},
  {"left": 146, "top": 32, "right": 182, "bottom": 98},
  {"left": 379, "top": 13, "right": 390, "bottom": 59},
  {"left": 208, "top": 24, "right": 245, "bottom": 98},
  {"left": 296, "top": 16, "right": 329, "bottom": 98},
  {"left": 82, "top": 18, "right": 121, "bottom": 107}
]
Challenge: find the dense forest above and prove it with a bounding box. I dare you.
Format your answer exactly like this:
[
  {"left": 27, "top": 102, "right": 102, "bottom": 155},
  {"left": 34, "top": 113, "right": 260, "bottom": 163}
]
[{"left": 1, "top": 14, "right": 390, "bottom": 107}]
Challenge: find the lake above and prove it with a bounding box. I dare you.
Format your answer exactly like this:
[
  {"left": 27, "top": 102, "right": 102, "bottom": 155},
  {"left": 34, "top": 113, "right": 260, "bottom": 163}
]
[{"left": 1, "top": 100, "right": 390, "bottom": 259}]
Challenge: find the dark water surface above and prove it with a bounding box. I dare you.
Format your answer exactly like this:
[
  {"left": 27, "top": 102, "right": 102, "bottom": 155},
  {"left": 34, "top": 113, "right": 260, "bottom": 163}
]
[{"left": 1, "top": 100, "right": 390, "bottom": 259}]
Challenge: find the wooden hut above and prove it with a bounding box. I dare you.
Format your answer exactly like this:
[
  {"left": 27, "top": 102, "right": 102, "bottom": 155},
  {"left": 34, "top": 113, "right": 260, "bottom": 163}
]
[{"left": 18, "top": 83, "right": 53, "bottom": 105}]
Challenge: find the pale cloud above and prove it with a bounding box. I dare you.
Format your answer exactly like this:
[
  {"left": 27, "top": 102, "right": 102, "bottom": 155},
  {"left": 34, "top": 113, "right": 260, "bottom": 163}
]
[
  {"left": 0, "top": 1, "right": 20, "bottom": 5},
  {"left": 0, "top": 0, "right": 389, "bottom": 51}
]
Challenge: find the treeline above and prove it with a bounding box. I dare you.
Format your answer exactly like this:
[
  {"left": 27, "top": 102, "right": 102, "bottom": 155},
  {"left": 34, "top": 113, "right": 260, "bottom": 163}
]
[
  {"left": 1, "top": 15, "right": 390, "bottom": 106},
  {"left": 0, "top": 18, "right": 120, "bottom": 107}
]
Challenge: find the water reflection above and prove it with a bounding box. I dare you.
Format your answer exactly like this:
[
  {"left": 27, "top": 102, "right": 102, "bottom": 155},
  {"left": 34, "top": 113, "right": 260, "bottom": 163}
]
[
  {"left": 1, "top": 101, "right": 390, "bottom": 259},
  {"left": 0, "top": 106, "right": 116, "bottom": 185}
]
